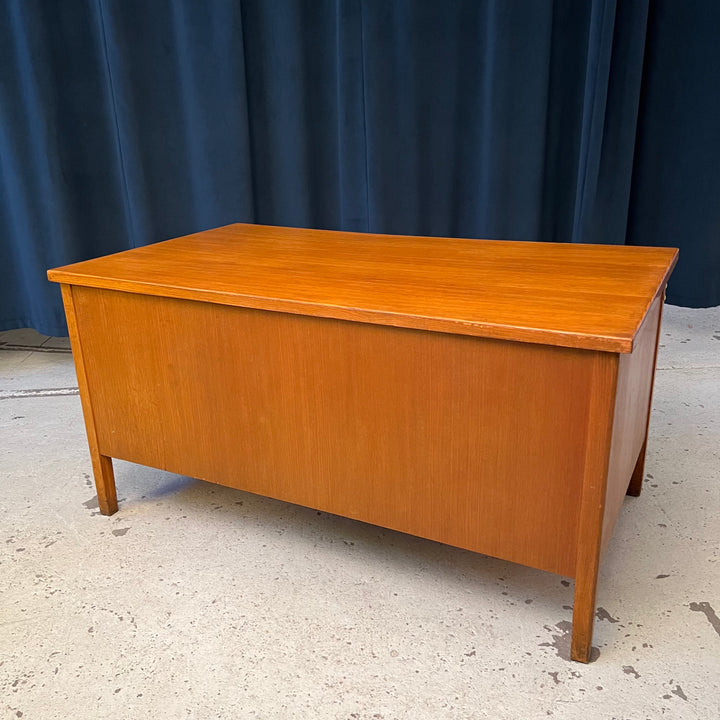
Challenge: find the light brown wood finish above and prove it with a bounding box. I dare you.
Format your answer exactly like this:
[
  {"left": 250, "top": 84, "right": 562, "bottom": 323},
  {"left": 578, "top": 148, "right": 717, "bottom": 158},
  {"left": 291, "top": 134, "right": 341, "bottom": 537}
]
[
  {"left": 571, "top": 352, "right": 619, "bottom": 663},
  {"left": 48, "top": 224, "right": 678, "bottom": 662},
  {"left": 601, "top": 294, "right": 663, "bottom": 555},
  {"left": 626, "top": 293, "right": 666, "bottom": 498},
  {"left": 571, "top": 294, "right": 663, "bottom": 662},
  {"left": 72, "top": 286, "right": 597, "bottom": 576},
  {"left": 60, "top": 284, "right": 117, "bottom": 516},
  {"left": 48, "top": 223, "right": 677, "bottom": 352}
]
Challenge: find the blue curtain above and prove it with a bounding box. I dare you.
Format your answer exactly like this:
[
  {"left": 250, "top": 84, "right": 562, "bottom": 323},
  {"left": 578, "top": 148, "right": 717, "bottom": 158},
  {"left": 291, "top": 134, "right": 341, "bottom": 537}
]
[
  {"left": 626, "top": 0, "right": 720, "bottom": 308},
  {"left": 1, "top": 1, "right": 717, "bottom": 336}
]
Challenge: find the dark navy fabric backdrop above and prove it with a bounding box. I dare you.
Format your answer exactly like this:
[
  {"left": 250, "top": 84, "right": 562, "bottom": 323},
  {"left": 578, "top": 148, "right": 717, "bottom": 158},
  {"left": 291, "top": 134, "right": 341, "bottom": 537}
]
[{"left": 1, "top": 0, "right": 718, "bottom": 335}]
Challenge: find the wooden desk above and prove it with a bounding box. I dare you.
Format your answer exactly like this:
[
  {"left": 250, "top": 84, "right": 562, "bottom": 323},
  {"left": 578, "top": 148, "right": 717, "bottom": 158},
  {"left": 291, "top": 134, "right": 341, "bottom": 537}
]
[{"left": 48, "top": 224, "right": 677, "bottom": 662}]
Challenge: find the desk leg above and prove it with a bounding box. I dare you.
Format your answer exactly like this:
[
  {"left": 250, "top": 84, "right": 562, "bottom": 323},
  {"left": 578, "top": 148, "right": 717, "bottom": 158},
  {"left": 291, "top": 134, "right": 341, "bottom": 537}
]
[
  {"left": 61, "top": 284, "right": 118, "bottom": 516},
  {"left": 90, "top": 454, "right": 118, "bottom": 516},
  {"left": 571, "top": 352, "right": 618, "bottom": 663},
  {"left": 627, "top": 440, "right": 647, "bottom": 497}
]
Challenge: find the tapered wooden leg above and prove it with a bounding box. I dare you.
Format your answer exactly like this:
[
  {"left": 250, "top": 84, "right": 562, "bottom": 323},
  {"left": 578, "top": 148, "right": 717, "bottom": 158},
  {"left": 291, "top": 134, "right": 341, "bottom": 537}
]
[
  {"left": 571, "top": 352, "right": 619, "bottom": 663},
  {"left": 627, "top": 440, "right": 647, "bottom": 497},
  {"left": 571, "top": 574, "right": 599, "bottom": 662},
  {"left": 92, "top": 454, "right": 118, "bottom": 515},
  {"left": 61, "top": 283, "right": 119, "bottom": 516}
]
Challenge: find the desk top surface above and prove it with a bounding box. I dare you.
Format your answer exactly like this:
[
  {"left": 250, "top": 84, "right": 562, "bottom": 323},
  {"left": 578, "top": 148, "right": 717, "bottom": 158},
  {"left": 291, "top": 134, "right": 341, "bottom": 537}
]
[{"left": 48, "top": 223, "right": 678, "bottom": 352}]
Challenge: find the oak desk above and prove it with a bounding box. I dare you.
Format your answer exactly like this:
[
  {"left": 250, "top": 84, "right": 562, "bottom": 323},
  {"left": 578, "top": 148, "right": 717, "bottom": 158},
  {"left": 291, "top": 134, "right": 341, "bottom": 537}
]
[{"left": 48, "top": 224, "right": 678, "bottom": 662}]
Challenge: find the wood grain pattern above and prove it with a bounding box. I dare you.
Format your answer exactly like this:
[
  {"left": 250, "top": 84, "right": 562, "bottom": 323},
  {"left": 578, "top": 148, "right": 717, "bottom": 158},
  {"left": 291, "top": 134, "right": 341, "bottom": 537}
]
[
  {"left": 71, "top": 285, "right": 603, "bottom": 576},
  {"left": 48, "top": 223, "right": 678, "bottom": 352},
  {"left": 600, "top": 294, "right": 663, "bottom": 555},
  {"left": 627, "top": 293, "right": 666, "bottom": 497}
]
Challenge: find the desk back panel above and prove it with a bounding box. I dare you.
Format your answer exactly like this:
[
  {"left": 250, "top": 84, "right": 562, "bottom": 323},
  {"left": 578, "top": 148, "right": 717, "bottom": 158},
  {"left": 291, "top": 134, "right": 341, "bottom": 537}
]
[{"left": 72, "top": 285, "right": 601, "bottom": 576}]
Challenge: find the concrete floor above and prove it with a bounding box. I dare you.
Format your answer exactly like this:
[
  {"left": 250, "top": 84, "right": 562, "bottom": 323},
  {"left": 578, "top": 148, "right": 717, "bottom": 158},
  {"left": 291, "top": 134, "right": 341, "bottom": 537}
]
[{"left": 1, "top": 305, "right": 718, "bottom": 720}]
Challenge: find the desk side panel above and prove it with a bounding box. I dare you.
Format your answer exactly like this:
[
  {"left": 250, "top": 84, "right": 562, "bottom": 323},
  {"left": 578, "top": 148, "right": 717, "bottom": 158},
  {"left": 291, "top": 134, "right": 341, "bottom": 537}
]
[
  {"left": 601, "top": 295, "right": 663, "bottom": 555},
  {"left": 72, "top": 287, "right": 596, "bottom": 576}
]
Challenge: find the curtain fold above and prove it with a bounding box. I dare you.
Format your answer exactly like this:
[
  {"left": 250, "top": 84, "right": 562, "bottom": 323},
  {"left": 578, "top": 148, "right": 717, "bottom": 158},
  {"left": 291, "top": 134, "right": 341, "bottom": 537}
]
[
  {"left": 626, "top": 0, "right": 720, "bottom": 307},
  {"left": 0, "top": 0, "right": 716, "bottom": 335}
]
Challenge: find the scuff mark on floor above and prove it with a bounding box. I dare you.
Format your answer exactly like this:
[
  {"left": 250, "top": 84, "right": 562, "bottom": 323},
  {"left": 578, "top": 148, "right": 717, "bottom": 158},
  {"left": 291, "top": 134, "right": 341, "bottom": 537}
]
[
  {"left": 671, "top": 684, "right": 688, "bottom": 701},
  {"left": 82, "top": 496, "right": 102, "bottom": 517},
  {"left": 539, "top": 621, "right": 600, "bottom": 662},
  {"left": 689, "top": 601, "right": 720, "bottom": 636},
  {"left": 595, "top": 607, "right": 619, "bottom": 623}
]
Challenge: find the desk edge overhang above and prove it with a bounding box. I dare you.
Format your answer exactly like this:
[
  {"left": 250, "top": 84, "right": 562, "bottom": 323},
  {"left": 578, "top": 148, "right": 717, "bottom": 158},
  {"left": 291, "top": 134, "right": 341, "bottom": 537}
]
[
  {"left": 47, "top": 226, "right": 679, "bottom": 355},
  {"left": 47, "top": 274, "right": 676, "bottom": 354}
]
